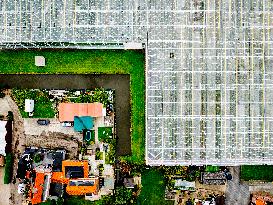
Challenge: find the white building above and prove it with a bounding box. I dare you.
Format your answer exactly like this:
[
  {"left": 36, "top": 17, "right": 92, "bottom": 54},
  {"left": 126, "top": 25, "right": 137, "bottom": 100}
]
[
  {"left": 25, "top": 99, "right": 34, "bottom": 113},
  {"left": 0, "top": 121, "right": 7, "bottom": 156}
]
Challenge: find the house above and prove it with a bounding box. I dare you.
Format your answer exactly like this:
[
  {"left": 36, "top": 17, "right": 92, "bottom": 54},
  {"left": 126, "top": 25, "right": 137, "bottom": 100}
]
[
  {"left": 58, "top": 103, "right": 106, "bottom": 122},
  {"left": 51, "top": 160, "right": 99, "bottom": 196}
]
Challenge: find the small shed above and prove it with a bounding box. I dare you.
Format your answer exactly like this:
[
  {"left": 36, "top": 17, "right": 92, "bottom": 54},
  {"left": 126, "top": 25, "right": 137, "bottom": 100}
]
[
  {"left": 25, "top": 99, "right": 34, "bottom": 113},
  {"left": 74, "top": 116, "right": 94, "bottom": 132},
  {"left": 35, "top": 56, "right": 45, "bottom": 66}
]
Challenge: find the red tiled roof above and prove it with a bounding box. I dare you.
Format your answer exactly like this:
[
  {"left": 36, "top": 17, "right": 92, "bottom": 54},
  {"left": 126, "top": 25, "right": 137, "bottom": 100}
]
[
  {"left": 32, "top": 172, "right": 45, "bottom": 205},
  {"left": 59, "top": 103, "right": 104, "bottom": 122}
]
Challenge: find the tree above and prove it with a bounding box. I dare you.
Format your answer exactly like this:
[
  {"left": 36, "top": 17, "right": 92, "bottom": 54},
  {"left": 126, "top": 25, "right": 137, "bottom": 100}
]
[
  {"left": 33, "top": 154, "right": 43, "bottom": 163},
  {"left": 40, "top": 199, "right": 56, "bottom": 205},
  {"left": 114, "top": 186, "right": 133, "bottom": 205}
]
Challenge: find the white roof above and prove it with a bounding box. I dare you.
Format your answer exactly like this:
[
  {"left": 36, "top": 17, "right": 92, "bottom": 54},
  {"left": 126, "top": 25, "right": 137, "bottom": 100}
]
[
  {"left": 25, "top": 99, "right": 34, "bottom": 113},
  {"left": 0, "top": 121, "right": 7, "bottom": 156},
  {"left": 35, "top": 56, "right": 45, "bottom": 66},
  {"left": 123, "top": 42, "right": 143, "bottom": 49}
]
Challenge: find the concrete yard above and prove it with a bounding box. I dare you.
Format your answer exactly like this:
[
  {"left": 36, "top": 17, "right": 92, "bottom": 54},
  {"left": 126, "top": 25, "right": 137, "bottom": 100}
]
[{"left": 0, "top": 0, "right": 272, "bottom": 165}]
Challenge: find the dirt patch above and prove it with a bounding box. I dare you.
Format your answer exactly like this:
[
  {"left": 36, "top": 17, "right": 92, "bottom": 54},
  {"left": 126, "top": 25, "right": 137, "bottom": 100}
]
[
  {"left": 0, "top": 74, "right": 131, "bottom": 156},
  {"left": 25, "top": 132, "right": 79, "bottom": 159}
]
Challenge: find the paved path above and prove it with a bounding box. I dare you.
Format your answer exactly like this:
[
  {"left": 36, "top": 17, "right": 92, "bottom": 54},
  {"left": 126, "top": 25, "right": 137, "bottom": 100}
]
[{"left": 225, "top": 166, "right": 250, "bottom": 205}]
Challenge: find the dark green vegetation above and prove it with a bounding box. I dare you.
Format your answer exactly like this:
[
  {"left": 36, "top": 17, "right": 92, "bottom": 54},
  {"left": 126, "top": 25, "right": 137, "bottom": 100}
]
[
  {"left": 12, "top": 89, "right": 55, "bottom": 118},
  {"left": 98, "top": 127, "right": 116, "bottom": 164},
  {"left": 137, "top": 169, "right": 173, "bottom": 205},
  {"left": 4, "top": 153, "right": 14, "bottom": 184},
  {"left": 0, "top": 50, "right": 145, "bottom": 163},
  {"left": 98, "top": 127, "right": 113, "bottom": 142},
  {"left": 241, "top": 165, "right": 273, "bottom": 181},
  {"left": 62, "top": 187, "right": 134, "bottom": 205},
  {"left": 68, "top": 88, "right": 110, "bottom": 106},
  {"left": 205, "top": 165, "right": 220, "bottom": 173}
]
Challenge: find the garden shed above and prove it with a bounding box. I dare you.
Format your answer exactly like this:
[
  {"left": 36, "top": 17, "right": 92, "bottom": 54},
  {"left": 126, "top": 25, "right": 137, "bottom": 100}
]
[{"left": 25, "top": 99, "right": 34, "bottom": 113}]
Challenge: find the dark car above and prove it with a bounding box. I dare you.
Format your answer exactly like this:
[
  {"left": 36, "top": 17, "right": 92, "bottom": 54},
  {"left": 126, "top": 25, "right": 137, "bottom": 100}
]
[
  {"left": 224, "top": 169, "right": 232, "bottom": 180},
  {"left": 37, "top": 119, "right": 50, "bottom": 125}
]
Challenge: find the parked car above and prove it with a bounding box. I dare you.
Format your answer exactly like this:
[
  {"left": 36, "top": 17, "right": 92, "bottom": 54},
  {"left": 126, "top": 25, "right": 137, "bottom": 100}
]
[
  {"left": 61, "top": 121, "right": 73, "bottom": 127},
  {"left": 106, "top": 103, "right": 114, "bottom": 115},
  {"left": 37, "top": 119, "right": 50, "bottom": 125},
  {"left": 224, "top": 169, "right": 232, "bottom": 180}
]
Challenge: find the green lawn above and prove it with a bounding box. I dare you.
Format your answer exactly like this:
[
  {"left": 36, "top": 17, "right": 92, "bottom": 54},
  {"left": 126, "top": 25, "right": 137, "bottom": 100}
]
[
  {"left": 241, "top": 165, "right": 273, "bottom": 181},
  {"left": 0, "top": 49, "right": 145, "bottom": 164},
  {"left": 12, "top": 89, "right": 55, "bottom": 118},
  {"left": 205, "top": 165, "right": 220, "bottom": 173},
  {"left": 137, "top": 169, "right": 173, "bottom": 205}
]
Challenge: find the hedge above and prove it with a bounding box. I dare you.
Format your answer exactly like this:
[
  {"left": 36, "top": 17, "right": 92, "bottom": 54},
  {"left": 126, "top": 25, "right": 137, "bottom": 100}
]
[{"left": 4, "top": 153, "right": 14, "bottom": 184}]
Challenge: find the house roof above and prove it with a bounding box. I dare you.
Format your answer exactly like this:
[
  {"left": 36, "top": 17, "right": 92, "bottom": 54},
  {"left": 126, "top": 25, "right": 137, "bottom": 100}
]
[
  {"left": 52, "top": 160, "right": 89, "bottom": 184},
  {"left": 32, "top": 172, "right": 45, "bottom": 205},
  {"left": 256, "top": 199, "right": 266, "bottom": 205},
  {"left": 59, "top": 103, "right": 104, "bottom": 122},
  {"left": 74, "top": 116, "right": 94, "bottom": 132},
  {"left": 0, "top": 121, "right": 7, "bottom": 156},
  {"left": 66, "top": 178, "right": 99, "bottom": 195}
]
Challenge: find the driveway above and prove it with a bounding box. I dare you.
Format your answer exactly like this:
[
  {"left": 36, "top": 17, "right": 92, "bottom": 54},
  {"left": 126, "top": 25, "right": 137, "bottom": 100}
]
[
  {"left": 24, "top": 118, "right": 78, "bottom": 136},
  {"left": 0, "top": 167, "right": 11, "bottom": 205},
  {"left": 225, "top": 166, "right": 250, "bottom": 205}
]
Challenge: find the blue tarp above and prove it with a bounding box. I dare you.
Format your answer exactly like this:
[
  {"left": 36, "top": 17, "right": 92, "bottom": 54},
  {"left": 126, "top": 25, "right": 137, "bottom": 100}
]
[{"left": 74, "top": 116, "right": 94, "bottom": 132}]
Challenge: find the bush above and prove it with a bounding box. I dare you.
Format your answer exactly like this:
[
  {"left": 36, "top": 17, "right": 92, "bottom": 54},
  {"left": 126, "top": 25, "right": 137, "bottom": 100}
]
[
  {"left": 4, "top": 153, "right": 13, "bottom": 184},
  {"left": 0, "top": 92, "right": 5, "bottom": 98},
  {"left": 33, "top": 154, "right": 43, "bottom": 163}
]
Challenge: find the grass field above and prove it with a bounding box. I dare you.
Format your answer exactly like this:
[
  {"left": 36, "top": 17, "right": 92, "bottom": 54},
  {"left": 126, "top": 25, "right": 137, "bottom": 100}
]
[
  {"left": 0, "top": 49, "right": 145, "bottom": 164},
  {"left": 137, "top": 169, "right": 173, "bottom": 205},
  {"left": 241, "top": 165, "right": 273, "bottom": 181}
]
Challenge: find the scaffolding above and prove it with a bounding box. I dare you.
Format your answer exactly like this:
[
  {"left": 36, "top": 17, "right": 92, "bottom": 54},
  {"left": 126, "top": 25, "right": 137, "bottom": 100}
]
[{"left": 0, "top": 0, "right": 273, "bottom": 165}]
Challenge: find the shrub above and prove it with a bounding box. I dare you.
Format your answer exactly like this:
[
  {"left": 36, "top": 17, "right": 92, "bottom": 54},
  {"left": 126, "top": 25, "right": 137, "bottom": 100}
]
[
  {"left": 33, "top": 154, "right": 43, "bottom": 163},
  {"left": 0, "top": 92, "right": 5, "bottom": 98},
  {"left": 4, "top": 153, "right": 13, "bottom": 184}
]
